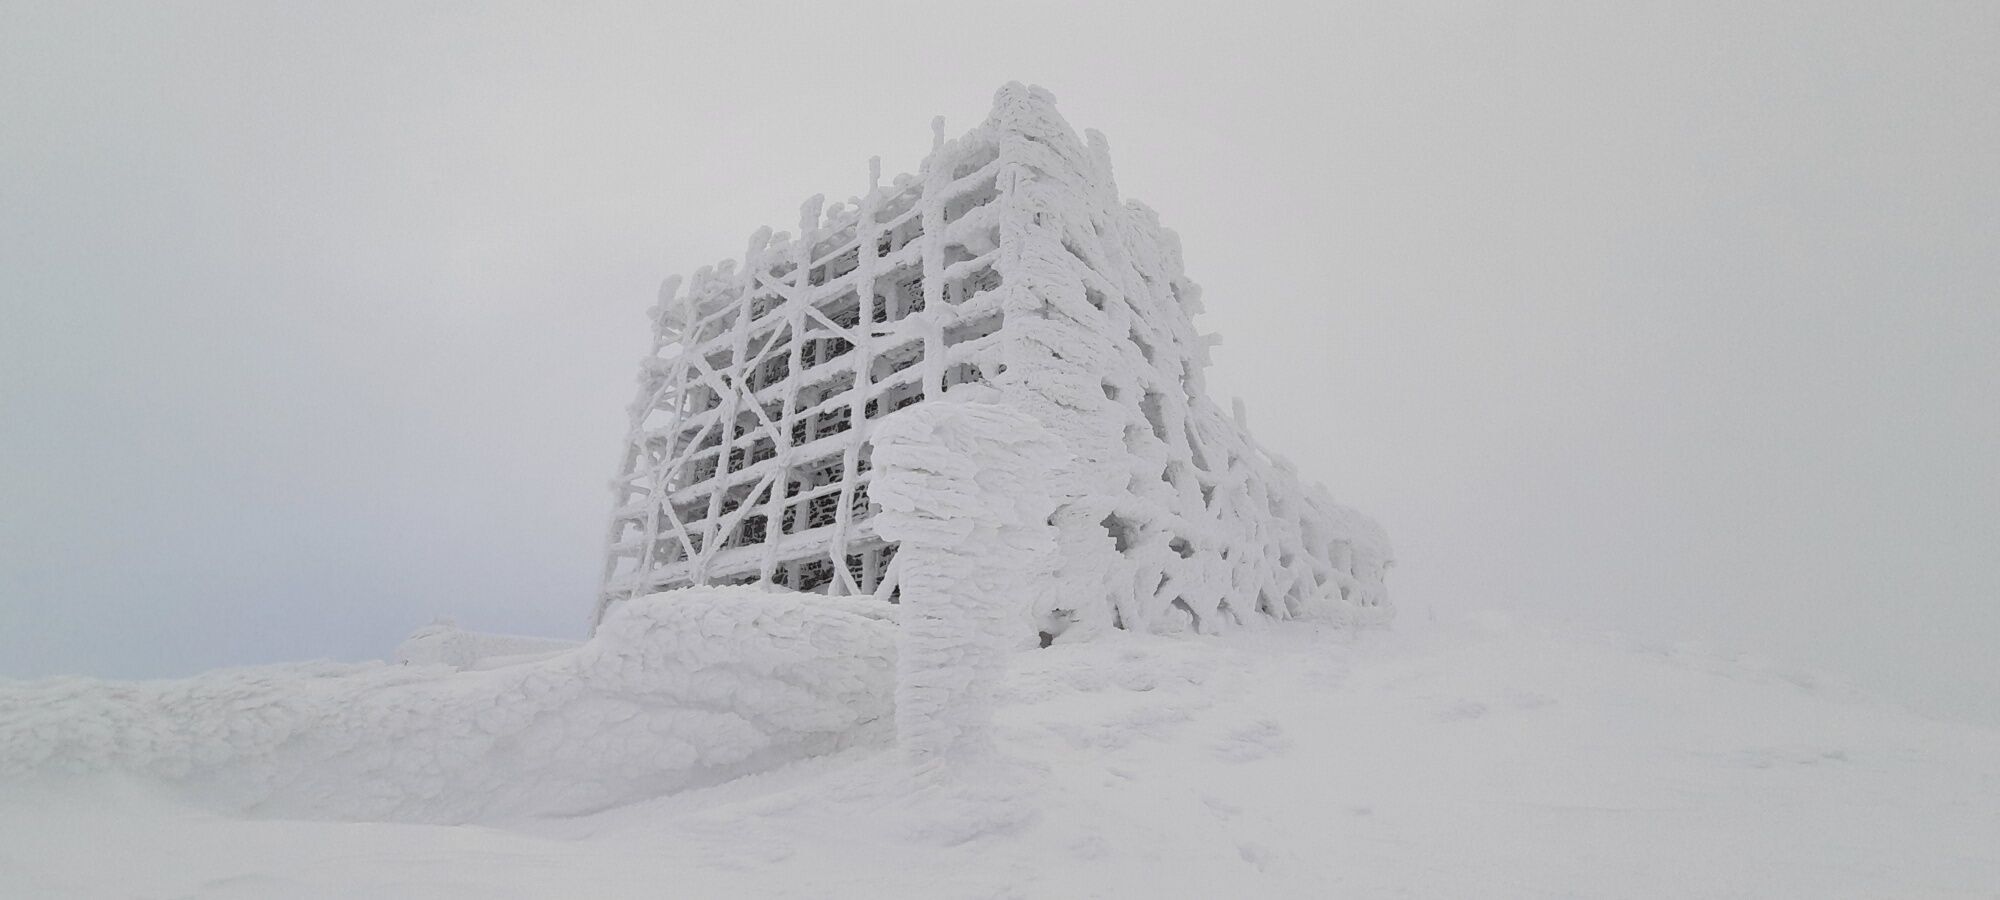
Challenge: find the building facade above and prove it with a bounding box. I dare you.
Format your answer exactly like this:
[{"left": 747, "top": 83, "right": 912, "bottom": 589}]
[{"left": 599, "top": 84, "right": 1390, "bottom": 637}]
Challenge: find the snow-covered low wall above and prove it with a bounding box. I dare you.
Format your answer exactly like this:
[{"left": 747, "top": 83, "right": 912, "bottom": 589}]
[{"left": 0, "top": 588, "right": 896, "bottom": 824}]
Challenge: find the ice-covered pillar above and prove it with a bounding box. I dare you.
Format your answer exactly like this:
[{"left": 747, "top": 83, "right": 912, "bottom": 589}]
[{"left": 869, "top": 386, "right": 1070, "bottom": 772}]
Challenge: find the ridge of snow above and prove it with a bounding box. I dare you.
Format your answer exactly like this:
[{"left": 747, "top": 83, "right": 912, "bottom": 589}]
[
  {"left": 0, "top": 588, "right": 896, "bottom": 824},
  {"left": 393, "top": 622, "right": 579, "bottom": 669}
]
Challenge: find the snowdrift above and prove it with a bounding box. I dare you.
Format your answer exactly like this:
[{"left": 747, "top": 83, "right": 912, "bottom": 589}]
[
  {"left": 11, "top": 615, "right": 1996, "bottom": 899},
  {"left": 0, "top": 588, "right": 896, "bottom": 824}
]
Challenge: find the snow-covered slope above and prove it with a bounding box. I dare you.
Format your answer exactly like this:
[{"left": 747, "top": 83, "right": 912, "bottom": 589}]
[{"left": 4, "top": 613, "right": 1995, "bottom": 899}]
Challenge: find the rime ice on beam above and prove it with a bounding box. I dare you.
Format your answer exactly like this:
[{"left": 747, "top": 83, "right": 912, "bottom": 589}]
[{"left": 600, "top": 83, "right": 1392, "bottom": 636}]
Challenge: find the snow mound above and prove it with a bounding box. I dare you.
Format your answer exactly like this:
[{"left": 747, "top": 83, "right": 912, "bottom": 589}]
[{"left": 0, "top": 587, "right": 896, "bottom": 824}]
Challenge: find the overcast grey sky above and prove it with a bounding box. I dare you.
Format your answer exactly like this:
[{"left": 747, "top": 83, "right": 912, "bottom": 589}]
[{"left": 3, "top": 2, "right": 1995, "bottom": 722}]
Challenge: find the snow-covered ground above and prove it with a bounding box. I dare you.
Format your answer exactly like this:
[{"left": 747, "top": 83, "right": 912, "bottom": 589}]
[{"left": 4, "top": 611, "right": 1995, "bottom": 899}]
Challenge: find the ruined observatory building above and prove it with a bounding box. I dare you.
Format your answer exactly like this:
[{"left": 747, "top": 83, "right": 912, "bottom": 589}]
[{"left": 600, "top": 84, "right": 1390, "bottom": 640}]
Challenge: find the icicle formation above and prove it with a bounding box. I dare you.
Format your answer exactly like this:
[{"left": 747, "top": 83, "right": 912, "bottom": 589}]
[{"left": 601, "top": 83, "right": 1391, "bottom": 636}]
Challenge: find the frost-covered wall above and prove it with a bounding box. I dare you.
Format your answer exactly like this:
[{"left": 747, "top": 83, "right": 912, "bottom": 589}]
[{"left": 602, "top": 83, "right": 1391, "bottom": 636}]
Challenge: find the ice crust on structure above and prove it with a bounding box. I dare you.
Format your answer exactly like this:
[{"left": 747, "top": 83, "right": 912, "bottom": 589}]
[
  {"left": 0, "top": 589, "right": 895, "bottom": 824},
  {"left": 870, "top": 387, "right": 1071, "bottom": 767},
  {"left": 603, "top": 82, "right": 1391, "bottom": 636}
]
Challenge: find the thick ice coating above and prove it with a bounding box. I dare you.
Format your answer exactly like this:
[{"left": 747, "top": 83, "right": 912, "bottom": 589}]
[
  {"left": 870, "top": 388, "right": 1071, "bottom": 768},
  {"left": 601, "top": 83, "right": 1392, "bottom": 635}
]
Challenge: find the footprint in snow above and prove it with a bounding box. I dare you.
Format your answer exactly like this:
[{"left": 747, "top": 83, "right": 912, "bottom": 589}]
[
  {"left": 1202, "top": 794, "right": 1243, "bottom": 818},
  {"left": 1212, "top": 720, "right": 1290, "bottom": 763},
  {"left": 1436, "top": 700, "right": 1488, "bottom": 722},
  {"left": 1509, "top": 691, "right": 1556, "bottom": 710}
]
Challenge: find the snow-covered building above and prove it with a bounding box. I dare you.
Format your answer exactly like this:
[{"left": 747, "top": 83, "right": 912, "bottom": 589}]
[{"left": 599, "top": 84, "right": 1390, "bottom": 638}]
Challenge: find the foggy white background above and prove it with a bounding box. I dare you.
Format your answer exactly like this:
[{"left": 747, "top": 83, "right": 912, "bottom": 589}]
[{"left": 3, "top": 3, "right": 1994, "bottom": 723}]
